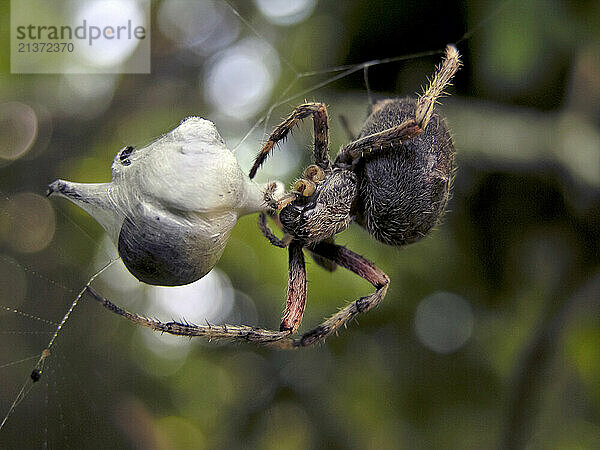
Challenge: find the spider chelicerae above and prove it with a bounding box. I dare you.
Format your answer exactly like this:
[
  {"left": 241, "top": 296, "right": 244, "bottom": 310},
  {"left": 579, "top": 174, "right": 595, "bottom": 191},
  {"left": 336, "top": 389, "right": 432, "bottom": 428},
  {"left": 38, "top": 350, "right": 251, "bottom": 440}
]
[{"left": 58, "top": 45, "right": 461, "bottom": 349}]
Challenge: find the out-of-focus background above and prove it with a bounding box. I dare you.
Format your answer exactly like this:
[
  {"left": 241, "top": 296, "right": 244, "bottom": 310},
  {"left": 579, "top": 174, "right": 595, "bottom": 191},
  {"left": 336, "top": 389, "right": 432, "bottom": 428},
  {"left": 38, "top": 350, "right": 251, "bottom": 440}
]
[{"left": 1, "top": 0, "right": 599, "bottom": 448}]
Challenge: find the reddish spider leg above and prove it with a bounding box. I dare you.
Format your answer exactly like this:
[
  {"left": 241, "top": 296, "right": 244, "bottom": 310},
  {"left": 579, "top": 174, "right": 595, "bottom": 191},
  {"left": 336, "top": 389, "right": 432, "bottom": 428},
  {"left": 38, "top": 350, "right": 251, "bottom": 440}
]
[
  {"left": 280, "top": 242, "right": 306, "bottom": 332},
  {"left": 257, "top": 212, "right": 306, "bottom": 332},
  {"left": 85, "top": 242, "right": 388, "bottom": 348},
  {"left": 336, "top": 44, "right": 461, "bottom": 165}
]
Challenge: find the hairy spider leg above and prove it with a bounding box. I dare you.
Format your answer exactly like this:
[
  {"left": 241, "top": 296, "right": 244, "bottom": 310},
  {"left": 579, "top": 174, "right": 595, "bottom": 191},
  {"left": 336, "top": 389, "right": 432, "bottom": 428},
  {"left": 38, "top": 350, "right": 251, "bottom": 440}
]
[
  {"left": 85, "top": 244, "right": 388, "bottom": 348},
  {"left": 258, "top": 212, "right": 290, "bottom": 248},
  {"left": 280, "top": 242, "right": 307, "bottom": 332},
  {"left": 86, "top": 285, "right": 293, "bottom": 346},
  {"left": 335, "top": 119, "right": 423, "bottom": 165},
  {"left": 249, "top": 102, "right": 331, "bottom": 179},
  {"left": 296, "top": 242, "right": 389, "bottom": 346},
  {"left": 415, "top": 44, "right": 462, "bottom": 130},
  {"left": 336, "top": 44, "right": 461, "bottom": 165}
]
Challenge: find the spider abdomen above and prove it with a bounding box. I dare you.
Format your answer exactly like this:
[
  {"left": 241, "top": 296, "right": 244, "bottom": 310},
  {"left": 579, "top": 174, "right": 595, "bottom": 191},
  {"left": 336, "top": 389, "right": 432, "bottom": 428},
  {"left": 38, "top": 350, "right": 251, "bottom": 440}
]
[{"left": 354, "top": 98, "right": 455, "bottom": 247}]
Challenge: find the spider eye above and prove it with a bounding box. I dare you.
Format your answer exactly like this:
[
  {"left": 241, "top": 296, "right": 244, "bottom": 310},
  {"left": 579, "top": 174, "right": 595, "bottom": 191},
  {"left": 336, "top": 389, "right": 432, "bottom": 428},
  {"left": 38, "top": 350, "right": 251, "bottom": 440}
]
[
  {"left": 303, "top": 164, "right": 325, "bottom": 183},
  {"left": 119, "top": 146, "right": 134, "bottom": 166},
  {"left": 293, "top": 179, "right": 316, "bottom": 197}
]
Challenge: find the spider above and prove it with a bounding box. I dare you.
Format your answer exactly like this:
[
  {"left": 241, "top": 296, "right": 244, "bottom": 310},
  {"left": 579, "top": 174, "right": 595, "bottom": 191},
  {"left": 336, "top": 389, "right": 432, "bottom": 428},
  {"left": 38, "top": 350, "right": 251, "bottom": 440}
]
[{"left": 80, "top": 44, "right": 461, "bottom": 349}]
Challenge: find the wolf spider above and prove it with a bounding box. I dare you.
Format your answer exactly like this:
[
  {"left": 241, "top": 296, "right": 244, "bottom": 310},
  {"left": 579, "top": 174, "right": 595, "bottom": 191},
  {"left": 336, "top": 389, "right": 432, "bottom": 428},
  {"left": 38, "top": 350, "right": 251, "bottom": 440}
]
[{"left": 88, "top": 45, "right": 461, "bottom": 349}]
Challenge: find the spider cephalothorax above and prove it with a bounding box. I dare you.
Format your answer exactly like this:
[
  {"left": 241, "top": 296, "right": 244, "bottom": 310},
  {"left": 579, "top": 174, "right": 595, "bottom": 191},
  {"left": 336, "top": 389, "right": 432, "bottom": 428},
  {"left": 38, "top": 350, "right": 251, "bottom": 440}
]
[
  {"left": 50, "top": 45, "right": 461, "bottom": 349},
  {"left": 277, "top": 168, "right": 358, "bottom": 245}
]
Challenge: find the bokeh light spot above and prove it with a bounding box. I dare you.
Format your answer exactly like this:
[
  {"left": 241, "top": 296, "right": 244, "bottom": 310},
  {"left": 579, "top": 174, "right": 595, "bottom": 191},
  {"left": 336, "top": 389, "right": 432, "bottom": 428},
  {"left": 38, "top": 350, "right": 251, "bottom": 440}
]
[
  {"left": 255, "top": 0, "right": 317, "bottom": 26},
  {"left": 158, "top": 0, "right": 239, "bottom": 57},
  {"left": 135, "top": 268, "right": 236, "bottom": 357},
  {"left": 414, "top": 291, "right": 474, "bottom": 354},
  {"left": 204, "top": 38, "right": 279, "bottom": 120},
  {"left": 4, "top": 193, "right": 56, "bottom": 254},
  {"left": 74, "top": 0, "right": 146, "bottom": 68},
  {"left": 0, "top": 102, "right": 38, "bottom": 161},
  {"left": 147, "top": 267, "right": 235, "bottom": 326}
]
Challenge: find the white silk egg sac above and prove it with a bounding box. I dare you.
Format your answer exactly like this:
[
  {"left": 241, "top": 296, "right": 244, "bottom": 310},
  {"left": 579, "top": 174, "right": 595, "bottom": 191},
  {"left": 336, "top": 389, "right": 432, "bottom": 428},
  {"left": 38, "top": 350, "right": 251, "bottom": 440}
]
[{"left": 48, "top": 117, "right": 282, "bottom": 286}]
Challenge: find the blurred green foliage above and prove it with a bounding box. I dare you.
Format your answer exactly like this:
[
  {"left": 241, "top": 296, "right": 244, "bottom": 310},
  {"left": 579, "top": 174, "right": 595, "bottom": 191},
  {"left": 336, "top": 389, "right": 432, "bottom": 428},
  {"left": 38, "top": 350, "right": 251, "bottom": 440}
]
[{"left": 1, "top": 0, "right": 599, "bottom": 448}]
